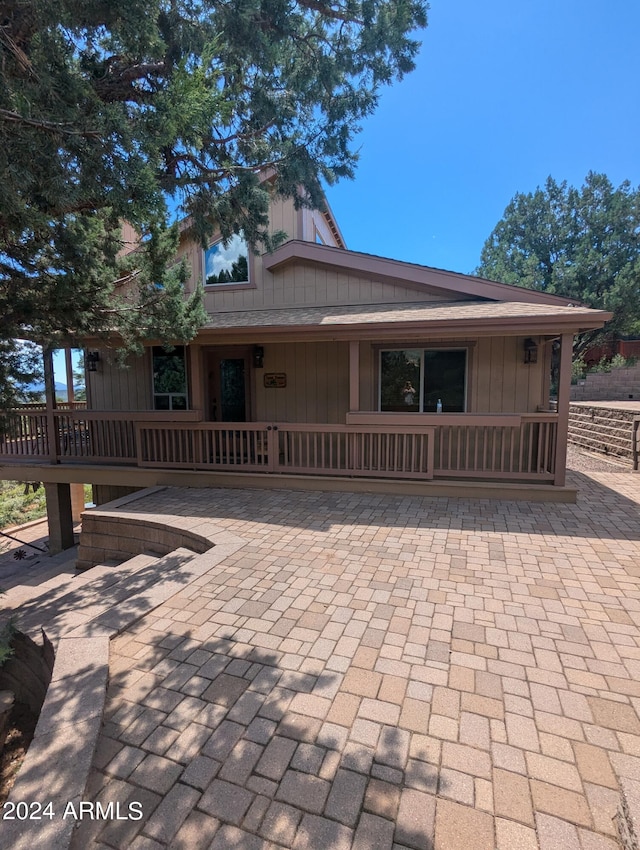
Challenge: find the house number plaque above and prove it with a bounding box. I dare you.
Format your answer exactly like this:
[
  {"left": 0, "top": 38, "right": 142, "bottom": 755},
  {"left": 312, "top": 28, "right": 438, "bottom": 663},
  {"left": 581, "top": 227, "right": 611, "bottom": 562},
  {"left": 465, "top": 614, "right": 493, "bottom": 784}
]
[{"left": 264, "top": 373, "right": 287, "bottom": 388}]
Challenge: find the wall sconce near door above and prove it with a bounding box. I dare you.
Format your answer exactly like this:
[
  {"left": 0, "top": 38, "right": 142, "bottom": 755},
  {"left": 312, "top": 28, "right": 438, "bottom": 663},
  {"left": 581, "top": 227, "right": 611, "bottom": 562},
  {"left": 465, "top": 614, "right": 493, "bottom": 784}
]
[
  {"left": 86, "top": 350, "right": 101, "bottom": 372},
  {"left": 523, "top": 338, "right": 538, "bottom": 364},
  {"left": 253, "top": 346, "right": 265, "bottom": 368}
]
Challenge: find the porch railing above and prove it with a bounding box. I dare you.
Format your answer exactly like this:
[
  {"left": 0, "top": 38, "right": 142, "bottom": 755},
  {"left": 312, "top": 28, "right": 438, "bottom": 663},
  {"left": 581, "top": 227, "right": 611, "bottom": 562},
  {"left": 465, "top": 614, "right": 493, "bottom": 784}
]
[
  {"left": 0, "top": 410, "right": 558, "bottom": 482},
  {"left": 432, "top": 415, "right": 557, "bottom": 480},
  {"left": 12, "top": 401, "right": 87, "bottom": 411}
]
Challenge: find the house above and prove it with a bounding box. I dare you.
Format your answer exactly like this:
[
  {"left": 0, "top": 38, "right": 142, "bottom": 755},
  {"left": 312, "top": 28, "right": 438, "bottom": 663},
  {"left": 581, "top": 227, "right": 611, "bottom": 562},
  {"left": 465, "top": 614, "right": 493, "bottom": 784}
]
[{"left": 0, "top": 189, "right": 611, "bottom": 550}]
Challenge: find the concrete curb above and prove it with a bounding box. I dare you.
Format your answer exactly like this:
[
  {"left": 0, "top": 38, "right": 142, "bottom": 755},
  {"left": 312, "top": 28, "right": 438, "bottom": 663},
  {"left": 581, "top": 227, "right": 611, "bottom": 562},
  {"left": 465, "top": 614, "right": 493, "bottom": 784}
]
[{"left": 1, "top": 637, "right": 109, "bottom": 850}]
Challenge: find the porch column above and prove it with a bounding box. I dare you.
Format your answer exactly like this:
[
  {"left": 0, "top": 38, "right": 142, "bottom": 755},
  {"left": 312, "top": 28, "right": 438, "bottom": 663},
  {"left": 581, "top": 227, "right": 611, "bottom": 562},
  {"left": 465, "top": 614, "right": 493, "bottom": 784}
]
[
  {"left": 554, "top": 332, "right": 573, "bottom": 486},
  {"left": 43, "top": 345, "right": 58, "bottom": 463},
  {"left": 189, "top": 345, "right": 205, "bottom": 414},
  {"left": 63, "top": 347, "right": 85, "bottom": 520},
  {"left": 44, "top": 482, "right": 74, "bottom": 554},
  {"left": 64, "top": 347, "right": 75, "bottom": 405},
  {"left": 349, "top": 341, "right": 360, "bottom": 411}
]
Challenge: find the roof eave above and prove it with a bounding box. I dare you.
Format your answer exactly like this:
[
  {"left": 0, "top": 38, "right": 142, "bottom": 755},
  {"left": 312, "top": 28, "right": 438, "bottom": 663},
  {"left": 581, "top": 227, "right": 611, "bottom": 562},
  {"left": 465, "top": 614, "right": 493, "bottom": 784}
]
[{"left": 201, "top": 310, "right": 612, "bottom": 342}]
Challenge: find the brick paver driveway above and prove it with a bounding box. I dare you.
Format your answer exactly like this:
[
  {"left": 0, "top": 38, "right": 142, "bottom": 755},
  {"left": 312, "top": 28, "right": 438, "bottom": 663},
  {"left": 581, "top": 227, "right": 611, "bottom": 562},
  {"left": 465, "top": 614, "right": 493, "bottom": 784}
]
[{"left": 72, "top": 469, "right": 640, "bottom": 850}]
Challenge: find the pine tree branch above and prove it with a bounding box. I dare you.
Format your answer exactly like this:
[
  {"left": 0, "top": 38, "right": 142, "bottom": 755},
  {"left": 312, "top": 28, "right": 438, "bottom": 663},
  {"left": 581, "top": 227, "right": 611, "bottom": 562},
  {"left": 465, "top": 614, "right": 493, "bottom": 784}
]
[
  {"left": 296, "top": 0, "right": 363, "bottom": 25},
  {"left": 0, "top": 108, "right": 101, "bottom": 138}
]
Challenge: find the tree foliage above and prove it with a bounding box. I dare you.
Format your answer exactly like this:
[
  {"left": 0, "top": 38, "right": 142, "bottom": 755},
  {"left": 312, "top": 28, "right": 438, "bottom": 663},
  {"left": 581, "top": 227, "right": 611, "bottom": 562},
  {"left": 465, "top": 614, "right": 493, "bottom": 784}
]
[
  {"left": 0, "top": 0, "right": 427, "bottom": 405},
  {"left": 476, "top": 172, "right": 640, "bottom": 352}
]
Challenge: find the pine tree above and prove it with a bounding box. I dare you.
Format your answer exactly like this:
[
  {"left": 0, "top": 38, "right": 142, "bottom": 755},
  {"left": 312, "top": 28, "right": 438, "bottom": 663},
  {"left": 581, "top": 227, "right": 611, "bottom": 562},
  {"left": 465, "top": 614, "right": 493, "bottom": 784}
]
[
  {"left": 477, "top": 173, "right": 640, "bottom": 354},
  {"left": 0, "top": 0, "right": 427, "bottom": 405}
]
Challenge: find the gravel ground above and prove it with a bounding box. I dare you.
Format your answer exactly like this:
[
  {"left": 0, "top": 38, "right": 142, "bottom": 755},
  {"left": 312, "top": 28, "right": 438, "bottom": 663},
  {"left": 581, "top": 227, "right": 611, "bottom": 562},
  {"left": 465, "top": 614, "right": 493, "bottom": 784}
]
[{"left": 566, "top": 443, "right": 631, "bottom": 472}]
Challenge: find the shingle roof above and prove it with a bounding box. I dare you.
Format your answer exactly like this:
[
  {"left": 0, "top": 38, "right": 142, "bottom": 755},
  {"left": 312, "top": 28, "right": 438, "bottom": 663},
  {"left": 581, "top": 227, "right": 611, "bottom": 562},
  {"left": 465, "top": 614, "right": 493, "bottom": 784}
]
[{"left": 204, "top": 299, "right": 609, "bottom": 331}]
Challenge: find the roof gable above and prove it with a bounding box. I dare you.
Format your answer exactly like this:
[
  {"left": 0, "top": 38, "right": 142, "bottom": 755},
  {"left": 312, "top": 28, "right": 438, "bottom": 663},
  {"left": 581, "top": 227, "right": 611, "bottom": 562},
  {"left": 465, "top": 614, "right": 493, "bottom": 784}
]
[{"left": 264, "top": 241, "right": 582, "bottom": 307}]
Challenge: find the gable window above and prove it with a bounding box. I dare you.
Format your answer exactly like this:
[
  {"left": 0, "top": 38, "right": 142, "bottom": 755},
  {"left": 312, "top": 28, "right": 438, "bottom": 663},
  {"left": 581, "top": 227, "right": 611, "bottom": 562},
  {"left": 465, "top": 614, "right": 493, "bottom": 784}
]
[
  {"left": 152, "top": 346, "right": 188, "bottom": 410},
  {"left": 204, "top": 232, "right": 249, "bottom": 285},
  {"left": 379, "top": 348, "right": 467, "bottom": 413}
]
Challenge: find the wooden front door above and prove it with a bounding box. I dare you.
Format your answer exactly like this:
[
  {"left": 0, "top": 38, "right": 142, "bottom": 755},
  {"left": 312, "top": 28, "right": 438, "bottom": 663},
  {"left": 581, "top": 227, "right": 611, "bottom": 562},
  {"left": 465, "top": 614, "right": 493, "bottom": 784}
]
[{"left": 207, "top": 348, "right": 252, "bottom": 422}]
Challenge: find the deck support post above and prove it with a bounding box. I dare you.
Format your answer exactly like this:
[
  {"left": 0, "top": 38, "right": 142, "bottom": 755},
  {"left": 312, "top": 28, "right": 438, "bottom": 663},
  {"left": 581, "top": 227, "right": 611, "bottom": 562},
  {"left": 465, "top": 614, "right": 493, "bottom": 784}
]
[
  {"left": 349, "top": 341, "right": 360, "bottom": 412},
  {"left": 554, "top": 332, "right": 573, "bottom": 486},
  {"left": 44, "top": 482, "right": 75, "bottom": 554}
]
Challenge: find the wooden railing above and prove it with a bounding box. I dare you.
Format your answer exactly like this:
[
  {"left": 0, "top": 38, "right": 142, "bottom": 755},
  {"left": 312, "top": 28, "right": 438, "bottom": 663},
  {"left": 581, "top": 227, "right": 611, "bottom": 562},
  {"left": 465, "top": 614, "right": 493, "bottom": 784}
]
[
  {"left": 432, "top": 415, "right": 557, "bottom": 480},
  {"left": 12, "top": 401, "right": 87, "bottom": 411},
  {"left": 137, "top": 423, "right": 272, "bottom": 472},
  {"left": 0, "top": 409, "right": 559, "bottom": 483},
  {"left": 276, "top": 424, "right": 434, "bottom": 478},
  {"left": 0, "top": 410, "right": 49, "bottom": 459},
  {"left": 346, "top": 413, "right": 558, "bottom": 481},
  {"left": 0, "top": 409, "right": 201, "bottom": 465}
]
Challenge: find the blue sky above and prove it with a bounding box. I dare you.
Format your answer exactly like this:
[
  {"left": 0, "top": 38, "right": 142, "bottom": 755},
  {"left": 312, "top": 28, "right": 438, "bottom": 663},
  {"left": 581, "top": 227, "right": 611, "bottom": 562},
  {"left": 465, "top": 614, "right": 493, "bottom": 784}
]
[
  {"left": 325, "top": 0, "right": 640, "bottom": 274},
  {"left": 54, "top": 2, "right": 639, "bottom": 387}
]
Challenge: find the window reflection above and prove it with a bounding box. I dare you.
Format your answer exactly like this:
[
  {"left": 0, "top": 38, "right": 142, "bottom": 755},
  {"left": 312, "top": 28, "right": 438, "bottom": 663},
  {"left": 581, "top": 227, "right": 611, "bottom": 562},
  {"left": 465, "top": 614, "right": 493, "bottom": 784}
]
[{"left": 204, "top": 233, "right": 249, "bottom": 285}]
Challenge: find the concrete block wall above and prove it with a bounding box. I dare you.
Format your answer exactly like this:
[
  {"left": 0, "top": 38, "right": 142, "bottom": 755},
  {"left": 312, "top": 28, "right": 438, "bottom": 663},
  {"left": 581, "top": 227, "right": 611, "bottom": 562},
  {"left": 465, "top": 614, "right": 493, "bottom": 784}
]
[
  {"left": 77, "top": 513, "right": 212, "bottom": 570},
  {"left": 571, "top": 363, "right": 640, "bottom": 401},
  {"left": 568, "top": 403, "right": 638, "bottom": 466}
]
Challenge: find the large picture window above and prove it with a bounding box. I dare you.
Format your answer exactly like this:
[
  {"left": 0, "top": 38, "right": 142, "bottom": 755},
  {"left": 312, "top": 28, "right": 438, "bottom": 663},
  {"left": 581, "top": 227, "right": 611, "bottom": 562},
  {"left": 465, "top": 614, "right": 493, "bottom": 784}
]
[
  {"left": 152, "top": 346, "right": 188, "bottom": 410},
  {"left": 379, "top": 348, "right": 467, "bottom": 413},
  {"left": 204, "top": 233, "right": 249, "bottom": 285}
]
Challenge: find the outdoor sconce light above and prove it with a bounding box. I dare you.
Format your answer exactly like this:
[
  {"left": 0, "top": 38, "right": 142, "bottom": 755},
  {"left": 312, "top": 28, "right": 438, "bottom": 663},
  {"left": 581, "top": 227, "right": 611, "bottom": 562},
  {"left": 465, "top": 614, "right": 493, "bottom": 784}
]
[
  {"left": 523, "top": 338, "right": 538, "bottom": 364},
  {"left": 253, "top": 345, "right": 265, "bottom": 368},
  {"left": 87, "top": 350, "right": 100, "bottom": 372}
]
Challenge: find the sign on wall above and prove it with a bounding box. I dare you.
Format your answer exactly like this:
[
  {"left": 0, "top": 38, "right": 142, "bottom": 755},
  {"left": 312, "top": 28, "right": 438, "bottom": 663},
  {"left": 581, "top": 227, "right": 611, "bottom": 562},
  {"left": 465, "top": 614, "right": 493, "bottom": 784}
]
[{"left": 263, "top": 373, "right": 287, "bottom": 388}]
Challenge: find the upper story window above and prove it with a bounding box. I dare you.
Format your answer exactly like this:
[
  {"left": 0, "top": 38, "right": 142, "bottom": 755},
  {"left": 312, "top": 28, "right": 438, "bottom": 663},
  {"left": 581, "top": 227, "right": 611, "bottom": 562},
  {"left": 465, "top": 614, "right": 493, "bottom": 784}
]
[
  {"left": 204, "top": 232, "right": 249, "bottom": 285},
  {"left": 152, "top": 346, "right": 188, "bottom": 410},
  {"left": 379, "top": 348, "right": 467, "bottom": 413}
]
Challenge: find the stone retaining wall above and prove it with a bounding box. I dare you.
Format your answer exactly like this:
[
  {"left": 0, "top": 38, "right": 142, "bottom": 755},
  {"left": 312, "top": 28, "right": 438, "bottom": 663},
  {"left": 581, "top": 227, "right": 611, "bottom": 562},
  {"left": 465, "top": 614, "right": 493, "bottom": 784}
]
[
  {"left": 77, "top": 513, "right": 212, "bottom": 570},
  {"left": 568, "top": 403, "right": 639, "bottom": 467},
  {"left": 571, "top": 362, "right": 640, "bottom": 401},
  {"left": 0, "top": 631, "right": 54, "bottom": 715}
]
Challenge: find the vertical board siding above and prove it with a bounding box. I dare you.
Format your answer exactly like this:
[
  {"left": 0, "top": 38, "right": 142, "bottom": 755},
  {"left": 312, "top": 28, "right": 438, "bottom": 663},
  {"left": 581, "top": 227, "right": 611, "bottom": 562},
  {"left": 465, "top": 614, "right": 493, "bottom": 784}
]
[
  {"left": 255, "top": 341, "right": 350, "bottom": 424},
  {"left": 204, "top": 263, "right": 462, "bottom": 315},
  {"left": 87, "top": 349, "right": 151, "bottom": 411},
  {"left": 472, "top": 337, "right": 545, "bottom": 413}
]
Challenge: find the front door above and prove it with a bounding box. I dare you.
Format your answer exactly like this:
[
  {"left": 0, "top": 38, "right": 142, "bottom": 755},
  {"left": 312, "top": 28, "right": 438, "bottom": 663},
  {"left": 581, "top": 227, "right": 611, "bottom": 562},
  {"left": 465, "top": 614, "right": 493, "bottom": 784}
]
[{"left": 207, "top": 348, "right": 251, "bottom": 422}]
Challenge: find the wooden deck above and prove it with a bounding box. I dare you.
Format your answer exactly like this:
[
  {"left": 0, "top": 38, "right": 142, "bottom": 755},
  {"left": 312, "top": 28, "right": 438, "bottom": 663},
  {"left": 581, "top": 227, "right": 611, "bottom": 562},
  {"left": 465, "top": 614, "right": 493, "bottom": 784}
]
[{"left": 1, "top": 409, "right": 559, "bottom": 484}]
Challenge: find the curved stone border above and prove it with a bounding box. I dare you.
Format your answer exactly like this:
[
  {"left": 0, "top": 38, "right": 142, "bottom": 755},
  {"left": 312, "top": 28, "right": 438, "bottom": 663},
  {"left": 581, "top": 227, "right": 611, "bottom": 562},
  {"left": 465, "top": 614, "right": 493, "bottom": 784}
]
[
  {"left": 2, "top": 492, "right": 247, "bottom": 850},
  {"left": 2, "top": 635, "right": 109, "bottom": 850},
  {"left": 77, "top": 487, "right": 214, "bottom": 570}
]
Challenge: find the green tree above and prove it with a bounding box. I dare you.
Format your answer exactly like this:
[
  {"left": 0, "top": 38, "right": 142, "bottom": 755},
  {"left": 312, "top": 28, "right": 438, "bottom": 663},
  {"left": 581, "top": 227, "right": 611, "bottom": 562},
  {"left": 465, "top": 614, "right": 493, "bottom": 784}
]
[
  {"left": 476, "top": 173, "right": 640, "bottom": 354},
  {"left": 0, "top": 0, "right": 427, "bottom": 406}
]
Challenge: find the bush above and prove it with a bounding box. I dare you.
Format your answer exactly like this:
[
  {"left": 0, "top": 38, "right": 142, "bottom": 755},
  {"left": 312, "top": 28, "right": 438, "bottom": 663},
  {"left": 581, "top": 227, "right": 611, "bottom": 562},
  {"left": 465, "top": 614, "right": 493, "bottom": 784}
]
[
  {"left": 572, "top": 358, "right": 587, "bottom": 384},
  {"left": 0, "top": 481, "right": 92, "bottom": 530},
  {"left": 0, "top": 481, "right": 46, "bottom": 530}
]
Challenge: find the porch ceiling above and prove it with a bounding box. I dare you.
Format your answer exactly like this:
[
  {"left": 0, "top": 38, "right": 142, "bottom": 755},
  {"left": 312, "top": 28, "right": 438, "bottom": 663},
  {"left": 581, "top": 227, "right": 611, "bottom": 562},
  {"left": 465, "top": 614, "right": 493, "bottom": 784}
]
[{"left": 202, "top": 299, "right": 611, "bottom": 340}]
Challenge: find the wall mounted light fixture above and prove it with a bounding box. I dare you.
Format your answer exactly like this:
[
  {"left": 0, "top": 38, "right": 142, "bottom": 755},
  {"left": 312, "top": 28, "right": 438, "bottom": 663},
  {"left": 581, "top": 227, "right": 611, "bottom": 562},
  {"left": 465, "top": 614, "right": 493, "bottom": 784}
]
[
  {"left": 253, "top": 346, "right": 265, "bottom": 368},
  {"left": 87, "top": 350, "right": 101, "bottom": 372},
  {"left": 523, "top": 338, "right": 538, "bottom": 364}
]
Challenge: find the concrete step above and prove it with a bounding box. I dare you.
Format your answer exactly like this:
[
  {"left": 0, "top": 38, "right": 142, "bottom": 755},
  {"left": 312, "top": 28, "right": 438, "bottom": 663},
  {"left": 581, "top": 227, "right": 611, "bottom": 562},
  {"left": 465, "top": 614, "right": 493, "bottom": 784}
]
[
  {"left": 15, "top": 548, "right": 198, "bottom": 640},
  {"left": 5, "top": 553, "right": 156, "bottom": 619}
]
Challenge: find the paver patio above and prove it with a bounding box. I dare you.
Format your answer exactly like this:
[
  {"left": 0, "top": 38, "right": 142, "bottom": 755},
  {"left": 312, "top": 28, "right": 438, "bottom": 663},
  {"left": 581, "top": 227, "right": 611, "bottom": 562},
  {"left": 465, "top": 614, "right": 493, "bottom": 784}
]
[{"left": 12, "top": 466, "right": 640, "bottom": 849}]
